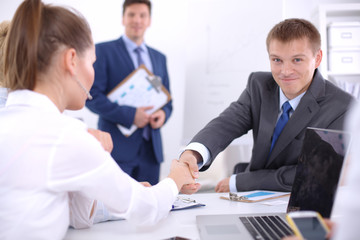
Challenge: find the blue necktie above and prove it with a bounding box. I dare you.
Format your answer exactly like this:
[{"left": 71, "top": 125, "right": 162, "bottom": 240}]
[
  {"left": 269, "top": 101, "right": 292, "bottom": 153},
  {"left": 134, "top": 47, "right": 144, "bottom": 67},
  {"left": 134, "top": 47, "right": 150, "bottom": 140}
]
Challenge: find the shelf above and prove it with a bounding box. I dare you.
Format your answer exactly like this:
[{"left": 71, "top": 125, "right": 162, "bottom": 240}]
[
  {"left": 327, "top": 71, "right": 360, "bottom": 76},
  {"left": 319, "top": 3, "right": 360, "bottom": 14},
  {"left": 316, "top": 3, "right": 360, "bottom": 80}
]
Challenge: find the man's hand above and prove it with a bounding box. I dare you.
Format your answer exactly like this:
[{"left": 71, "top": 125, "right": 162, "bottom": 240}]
[
  {"left": 178, "top": 150, "right": 202, "bottom": 194},
  {"left": 179, "top": 150, "right": 200, "bottom": 179},
  {"left": 168, "top": 159, "right": 196, "bottom": 191},
  {"left": 150, "top": 109, "right": 166, "bottom": 129},
  {"left": 215, "top": 177, "right": 230, "bottom": 193},
  {"left": 180, "top": 183, "right": 202, "bottom": 195},
  {"left": 134, "top": 106, "right": 153, "bottom": 128},
  {"left": 87, "top": 128, "right": 113, "bottom": 153}
]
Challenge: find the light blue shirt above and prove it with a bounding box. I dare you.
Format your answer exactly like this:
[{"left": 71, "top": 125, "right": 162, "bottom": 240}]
[
  {"left": 122, "top": 35, "right": 153, "bottom": 73},
  {"left": 278, "top": 89, "right": 305, "bottom": 119},
  {"left": 185, "top": 88, "right": 306, "bottom": 193}
]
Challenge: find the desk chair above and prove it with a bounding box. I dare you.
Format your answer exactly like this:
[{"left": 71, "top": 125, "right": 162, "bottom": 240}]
[{"left": 233, "top": 162, "right": 249, "bottom": 174}]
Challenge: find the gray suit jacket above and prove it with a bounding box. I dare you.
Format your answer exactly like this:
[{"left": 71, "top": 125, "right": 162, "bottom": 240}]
[{"left": 191, "top": 70, "right": 354, "bottom": 191}]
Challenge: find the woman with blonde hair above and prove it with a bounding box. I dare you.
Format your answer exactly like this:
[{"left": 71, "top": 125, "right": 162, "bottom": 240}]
[{"left": 0, "top": 1, "right": 194, "bottom": 239}]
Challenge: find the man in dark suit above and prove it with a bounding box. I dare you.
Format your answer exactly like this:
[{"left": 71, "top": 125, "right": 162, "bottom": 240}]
[
  {"left": 86, "top": 0, "right": 172, "bottom": 185},
  {"left": 180, "top": 18, "right": 354, "bottom": 193}
]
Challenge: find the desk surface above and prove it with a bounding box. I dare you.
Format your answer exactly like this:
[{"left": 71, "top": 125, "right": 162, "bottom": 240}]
[{"left": 64, "top": 192, "right": 289, "bottom": 240}]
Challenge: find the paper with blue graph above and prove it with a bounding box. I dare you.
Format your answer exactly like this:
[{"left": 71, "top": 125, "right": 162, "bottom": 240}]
[
  {"left": 220, "top": 190, "right": 290, "bottom": 203},
  {"left": 107, "top": 65, "right": 171, "bottom": 137}
]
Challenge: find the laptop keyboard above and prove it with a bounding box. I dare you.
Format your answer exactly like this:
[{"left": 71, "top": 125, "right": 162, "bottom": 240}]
[{"left": 240, "top": 216, "right": 293, "bottom": 240}]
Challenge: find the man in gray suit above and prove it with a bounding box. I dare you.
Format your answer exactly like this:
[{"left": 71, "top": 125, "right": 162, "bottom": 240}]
[{"left": 180, "top": 18, "right": 354, "bottom": 193}]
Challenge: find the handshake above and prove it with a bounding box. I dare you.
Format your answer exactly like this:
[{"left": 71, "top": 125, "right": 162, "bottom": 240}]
[
  {"left": 167, "top": 150, "right": 202, "bottom": 194},
  {"left": 87, "top": 128, "right": 202, "bottom": 194}
]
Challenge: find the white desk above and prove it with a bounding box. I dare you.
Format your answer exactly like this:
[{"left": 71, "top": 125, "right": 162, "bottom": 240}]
[{"left": 64, "top": 192, "right": 289, "bottom": 240}]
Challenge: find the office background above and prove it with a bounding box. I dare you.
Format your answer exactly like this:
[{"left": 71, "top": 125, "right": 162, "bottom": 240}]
[{"left": 1, "top": 0, "right": 359, "bottom": 182}]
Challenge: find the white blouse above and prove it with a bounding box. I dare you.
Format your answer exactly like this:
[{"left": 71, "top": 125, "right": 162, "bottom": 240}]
[
  {"left": 0, "top": 90, "right": 178, "bottom": 240},
  {"left": 333, "top": 101, "right": 360, "bottom": 239}
]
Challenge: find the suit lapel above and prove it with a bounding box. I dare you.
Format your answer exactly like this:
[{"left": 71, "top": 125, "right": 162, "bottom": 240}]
[
  {"left": 267, "top": 96, "right": 320, "bottom": 165},
  {"left": 266, "top": 70, "right": 325, "bottom": 166},
  {"left": 147, "top": 47, "right": 159, "bottom": 76},
  {"left": 251, "top": 78, "right": 279, "bottom": 170},
  {"left": 117, "top": 37, "right": 137, "bottom": 71}
]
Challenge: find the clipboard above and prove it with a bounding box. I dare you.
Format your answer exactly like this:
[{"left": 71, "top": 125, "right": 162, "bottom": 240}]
[
  {"left": 107, "top": 65, "right": 171, "bottom": 137},
  {"left": 220, "top": 191, "right": 290, "bottom": 203},
  {"left": 171, "top": 196, "right": 205, "bottom": 211}
]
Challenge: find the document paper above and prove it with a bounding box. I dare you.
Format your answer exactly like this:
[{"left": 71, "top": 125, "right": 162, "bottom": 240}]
[{"left": 108, "top": 66, "right": 170, "bottom": 136}]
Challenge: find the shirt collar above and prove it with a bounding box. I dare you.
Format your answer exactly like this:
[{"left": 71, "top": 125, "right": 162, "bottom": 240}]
[
  {"left": 279, "top": 89, "right": 306, "bottom": 112},
  {"left": 6, "top": 89, "right": 61, "bottom": 114},
  {"left": 122, "top": 35, "right": 147, "bottom": 54}
]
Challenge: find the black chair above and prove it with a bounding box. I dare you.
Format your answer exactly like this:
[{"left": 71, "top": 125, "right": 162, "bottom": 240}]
[{"left": 233, "top": 162, "right": 249, "bottom": 174}]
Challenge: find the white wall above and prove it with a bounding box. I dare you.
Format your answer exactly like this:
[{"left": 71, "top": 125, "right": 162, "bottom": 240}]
[
  {"left": 1, "top": 0, "right": 359, "bottom": 181},
  {"left": 182, "top": 0, "right": 283, "bottom": 143}
]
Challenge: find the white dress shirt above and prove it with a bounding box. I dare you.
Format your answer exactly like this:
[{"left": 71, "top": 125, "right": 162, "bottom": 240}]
[
  {"left": 0, "top": 90, "right": 178, "bottom": 240},
  {"left": 332, "top": 101, "right": 360, "bottom": 239}
]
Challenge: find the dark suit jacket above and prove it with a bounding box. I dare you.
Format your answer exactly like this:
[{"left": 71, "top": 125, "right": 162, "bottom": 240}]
[
  {"left": 86, "top": 37, "right": 172, "bottom": 165},
  {"left": 191, "top": 70, "right": 353, "bottom": 191}
]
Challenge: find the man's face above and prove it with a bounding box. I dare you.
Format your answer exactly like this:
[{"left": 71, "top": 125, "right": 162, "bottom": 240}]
[
  {"left": 122, "top": 3, "right": 151, "bottom": 44},
  {"left": 268, "top": 38, "right": 322, "bottom": 100}
]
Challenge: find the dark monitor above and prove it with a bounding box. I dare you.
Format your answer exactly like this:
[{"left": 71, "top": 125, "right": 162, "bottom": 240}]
[{"left": 287, "top": 127, "right": 350, "bottom": 218}]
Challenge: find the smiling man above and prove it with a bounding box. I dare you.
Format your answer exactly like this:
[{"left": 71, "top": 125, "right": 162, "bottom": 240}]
[
  {"left": 179, "top": 18, "right": 354, "bottom": 193},
  {"left": 86, "top": 0, "right": 172, "bottom": 185}
]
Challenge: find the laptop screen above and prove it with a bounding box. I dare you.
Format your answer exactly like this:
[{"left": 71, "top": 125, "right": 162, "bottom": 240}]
[{"left": 287, "top": 127, "right": 350, "bottom": 218}]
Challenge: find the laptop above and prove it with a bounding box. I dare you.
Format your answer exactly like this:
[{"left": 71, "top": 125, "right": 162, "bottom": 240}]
[{"left": 196, "top": 127, "right": 350, "bottom": 240}]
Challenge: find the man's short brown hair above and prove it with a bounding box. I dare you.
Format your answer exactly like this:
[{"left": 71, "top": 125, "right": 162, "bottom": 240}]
[
  {"left": 266, "top": 18, "right": 321, "bottom": 55},
  {"left": 123, "top": 0, "right": 151, "bottom": 15}
]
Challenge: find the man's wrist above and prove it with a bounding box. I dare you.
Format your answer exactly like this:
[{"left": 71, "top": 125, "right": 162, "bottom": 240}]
[
  {"left": 181, "top": 142, "right": 210, "bottom": 169},
  {"left": 182, "top": 150, "right": 202, "bottom": 164},
  {"left": 229, "top": 174, "right": 238, "bottom": 192}
]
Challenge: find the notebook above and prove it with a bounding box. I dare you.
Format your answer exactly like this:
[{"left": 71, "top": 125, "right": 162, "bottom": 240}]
[{"left": 196, "top": 127, "right": 350, "bottom": 240}]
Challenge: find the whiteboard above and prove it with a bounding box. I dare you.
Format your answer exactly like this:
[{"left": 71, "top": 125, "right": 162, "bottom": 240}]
[{"left": 183, "top": 0, "right": 283, "bottom": 143}]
